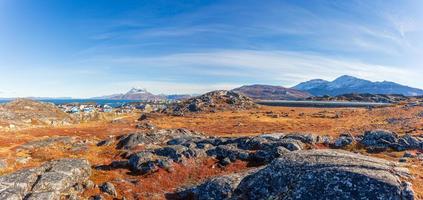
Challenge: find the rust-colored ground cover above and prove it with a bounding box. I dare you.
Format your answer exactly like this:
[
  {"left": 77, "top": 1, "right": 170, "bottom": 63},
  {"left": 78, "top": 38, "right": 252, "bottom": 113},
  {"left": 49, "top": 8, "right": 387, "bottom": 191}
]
[{"left": 0, "top": 105, "right": 422, "bottom": 199}]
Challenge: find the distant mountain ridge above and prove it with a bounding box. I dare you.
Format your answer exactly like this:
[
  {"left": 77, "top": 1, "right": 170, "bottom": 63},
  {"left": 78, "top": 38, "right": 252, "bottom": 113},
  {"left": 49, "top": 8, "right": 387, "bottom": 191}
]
[
  {"left": 293, "top": 75, "right": 423, "bottom": 96},
  {"left": 93, "top": 88, "right": 193, "bottom": 101},
  {"left": 231, "top": 84, "right": 312, "bottom": 100}
]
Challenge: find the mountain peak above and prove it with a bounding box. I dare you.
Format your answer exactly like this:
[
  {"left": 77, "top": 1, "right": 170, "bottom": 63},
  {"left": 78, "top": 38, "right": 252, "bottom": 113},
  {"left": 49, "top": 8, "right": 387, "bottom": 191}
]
[
  {"left": 127, "top": 88, "right": 148, "bottom": 94},
  {"left": 232, "top": 84, "right": 311, "bottom": 100},
  {"left": 292, "top": 75, "right": 423, "bottom": 96},
  {"left": 334, "top": 75, "right": 359, "bottom": 81}
]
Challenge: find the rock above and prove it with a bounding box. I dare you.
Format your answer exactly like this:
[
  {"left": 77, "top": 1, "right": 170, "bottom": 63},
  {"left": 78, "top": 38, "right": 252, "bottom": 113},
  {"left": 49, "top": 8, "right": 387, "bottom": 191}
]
[
  {"left": 283, "top": 133, "right": 317, "bottom": 144},
  {"left": 128, "top": 151, "right": 158, "bottom": 174},
  {"left": 135, "top": 121, "right": 156, "bottom": 130},
  {"left": 0, "top": 159, "right": 7, "bottom": 169},
  {"left": 208, "top": 144, "right": 250, "bottom": 162},
  {"left": 403, "top": 151, "right": 414, "bottom": 158},
  {"left": 258, "top": 133, "right": 285, "bottom": 140},
  {"left": 116, "top": 129, "right": 202, "bottom": 149},
  {"left": 17, "top": 136, "right": 74, "bottom": 150},
  {"left": 249, "top": 146, "right": 290, "bottom": 165},
  {"left": 173, "top": 170, "right": 258, "bottom": 200},
  {"left": 16, "top": 156, "right": 31, "bottom": 164},
  {"left": 274, "top": 138, "right": 304, "bottom": 151},
  {"left": 402, "top": 182, "right": 415, "bottom": 199},
  {"left": 316, "top": 135, "right": 332, "bottom": 145},
  {"left": 68, "top": 193, "right": 79, "bottom": 200},
  {"left": 163, "top": 90, "right": 257, "bottom": 115},
  {"left": 233, "top": 149, "right": 412, "bottom": 200},
  {"left": 89, "top": 195, "right": 104, "bottom": 200},
  {"left": 99, "top": 182, "right": 118, "bottom": 197},
  {"left": 96, "top": 138, "right": 114, "bottom": 147},
  {"left": 219, "top": 157, "right": 232, "bottom": 166},
  {"left": 399, "top": 158, "right": 408, "bottom": 163},
  {"left": 0, "top": 168, "right": 42, "bottom": 199},
  {"left": 25, "top": 191, "right": 60, "bottom": 200},
  {"left": 0, "top": 158, "right": 91, "bottom": 199},
  {"left": 138, "top": 113, "right": 148, "bottom": 121},
  {"left": 154, "top": 145, "right": 189, "bottom": 162},
  {"left": 333, "top": 133, "right": 355, "bottom": 148},
  {"left": 83, "top": 180, "right": 95, "bottom": 189},
  {"left": 157, "top": 159, "right": 174, "bottom": 172},
  {"left": 396, "top": 134, "right": 423, "bottom": 151},
  {"left": 360, "top": 129, "right": 398, "bottom": 151},
  {"left": 236, "top": 137, "right": 270, "bottom": 150}
]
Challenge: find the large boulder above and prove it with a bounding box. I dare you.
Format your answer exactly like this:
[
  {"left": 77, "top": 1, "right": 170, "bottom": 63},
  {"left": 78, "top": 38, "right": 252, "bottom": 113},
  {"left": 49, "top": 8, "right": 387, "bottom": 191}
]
[
  {"left": 233, "top": 150, "right": 413, "bottom": 200},
  {"left": 173, "top": 169, "right": 259, "bottom": 200},
  {"left": 0, "top": 159, "right": 91, "bottom": 200},
  {"left": 360, "top": 130, "right": 398, "bottom": 151},
  {"left": 163, "top": 90, "right": 257, "bottom": 115},
  {"left": 333, "top": 133, "right": 355, "bottom": 148},
  {"left": 116, "top": 128, "right": 203, "bottom": 149}
]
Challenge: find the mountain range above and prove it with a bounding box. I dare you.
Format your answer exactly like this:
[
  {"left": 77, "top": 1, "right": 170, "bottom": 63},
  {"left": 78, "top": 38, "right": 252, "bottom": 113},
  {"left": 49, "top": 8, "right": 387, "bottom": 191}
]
[
  {"left": 90, "top": 75, "right": 423, "bottom": 101},
  {"left": 232, "top": 85, "right": 311, "bottom": 100},
  {"left": 92, "top": 88, "right": 193, "bottom": 101},
  {"left": 293, "top": 75, "right": 423, "bottom": 96}
]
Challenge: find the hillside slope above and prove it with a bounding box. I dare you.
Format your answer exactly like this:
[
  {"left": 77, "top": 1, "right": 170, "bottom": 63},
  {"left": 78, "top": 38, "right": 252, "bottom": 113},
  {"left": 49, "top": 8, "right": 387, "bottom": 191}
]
[
  {"left": 232, "top": 84, "right": 312, "bottom": 100},
  {"left": 293, "top": 75, "right": 423, "bottom": 96}
]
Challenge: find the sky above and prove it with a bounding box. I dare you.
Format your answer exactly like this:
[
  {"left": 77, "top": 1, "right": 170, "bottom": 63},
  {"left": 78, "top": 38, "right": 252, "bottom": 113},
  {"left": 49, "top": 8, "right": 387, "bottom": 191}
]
[{"left": 0, "top": 0, "right": 422, "bottom": 98}]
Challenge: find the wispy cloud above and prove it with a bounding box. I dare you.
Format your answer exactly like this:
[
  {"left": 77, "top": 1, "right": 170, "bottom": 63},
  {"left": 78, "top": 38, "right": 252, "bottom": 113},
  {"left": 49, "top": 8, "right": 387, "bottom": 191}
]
[
  {"left": 111, "top": 81, "right": 240, "bottom": 95},
  {"left": 91, "top": 49, "right": 419, "bottom": 87}
]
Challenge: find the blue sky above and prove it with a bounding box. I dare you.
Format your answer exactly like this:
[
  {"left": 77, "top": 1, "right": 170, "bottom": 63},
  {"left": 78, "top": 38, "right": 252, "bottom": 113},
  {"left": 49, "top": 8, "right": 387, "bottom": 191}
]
[{"left": 0, "top": 0, "right": 422, "bottom": 97}]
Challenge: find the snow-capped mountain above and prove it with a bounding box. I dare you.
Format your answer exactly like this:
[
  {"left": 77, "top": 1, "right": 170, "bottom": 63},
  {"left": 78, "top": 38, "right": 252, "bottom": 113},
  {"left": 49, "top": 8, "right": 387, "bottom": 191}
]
[
  {"left": 92, "top": 88, "right": 193, "bottom": 100},
  {"left": 93, "top": 88, "right": 163, "bottom": 100},
  {"left": 293, "top": 75, "right": 423, "bottom": 96},
  {"left": 232, "top": 85, "right": 312, "bottom": 100}
]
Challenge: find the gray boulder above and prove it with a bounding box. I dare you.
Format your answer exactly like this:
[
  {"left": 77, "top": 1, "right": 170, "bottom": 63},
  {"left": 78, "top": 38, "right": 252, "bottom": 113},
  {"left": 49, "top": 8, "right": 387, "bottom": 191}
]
[
  {"left": 274, "top": 138, "right": 304, "bottom": 151},
  {"left": 173, "top": 169, "right": 259, "bottom": 200},
  {"left": 207, "top": 144, "right": 250, "bottom": 162},
  {"left": 333, "top": 133, "right": 355, "bottom": 148},
  {"left": 0, "top": 159, "right": 7, "bottom": 170},
  {"left": 360, "top": 130, "right": 398, "bottom": 151},
  {"left": 99, "top": 182, "right": 117, "bottom": 197},
  {"left": 154, "top": 145, "right": 189, "bottom": 162},
  {"left": 233, "top": 149, "right": 413, "bottom": 200},
  {"left": 396, "top": 134, "right": 423, "bottom": 151},
  {"left": 283, "top": 133, "right": 317, "bottom": 144},
  {"left": 116, "top": 129, "right": 203, "bottom": 149},
  {"left": 0, "top": 158, "right": 91, "bottom": 200}
]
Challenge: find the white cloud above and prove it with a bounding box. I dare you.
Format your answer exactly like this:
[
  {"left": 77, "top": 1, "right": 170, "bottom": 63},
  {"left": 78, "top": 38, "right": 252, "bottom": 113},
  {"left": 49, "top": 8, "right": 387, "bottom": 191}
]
[
  {"left": 104, "top": 50, "right": 421, "bottom": 88},
  {"left": 111, "top": 81, "right": 240, "bottom": 95}
]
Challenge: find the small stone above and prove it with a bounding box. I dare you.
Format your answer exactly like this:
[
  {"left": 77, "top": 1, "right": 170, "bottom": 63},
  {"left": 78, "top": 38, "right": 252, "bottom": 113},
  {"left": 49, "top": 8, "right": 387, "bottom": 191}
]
[
  {"left": 403, "top": 151, "right": 414, "bottom": 158},
  {"left": 99, "top": 182, "right": 118, "bottom": 197},
  {"left": 83, "top": 180, "right": 95, "bottom": 189},
  {"left": 0, "top": 159, "right": 8, "bottom": 169},
  {"left": 219, "top": 157, "right": 232, "bottom": 166},
  {"left": 89, "top": 195, "right": 104, "bottom": 200},
  {"left": 16, "top": 157, "right": 31, "bottom": 164}
]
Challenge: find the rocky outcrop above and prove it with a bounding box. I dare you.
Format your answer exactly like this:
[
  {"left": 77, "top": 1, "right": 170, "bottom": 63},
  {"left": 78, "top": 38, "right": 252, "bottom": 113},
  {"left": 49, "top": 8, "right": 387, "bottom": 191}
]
[
  {"left": 359, "top": 130, "right": 423, "bottom": 152},
  {"left": 162, "top": 90, "right": 257, "bottom": 116},
  {"left": 233, "top": 150, "right": 413, "bottom": 200},
  {"left": 17, "top": 136, "right": 75, "bottom": 151},
  {"left": 333, "top": 133, "right": 355, "bottom": 148},
  {"left": 118, "top": 132, "right": 321, "bottom": 175},
  {"left": 116, "top": 128, "right": 204, "bottom": 149},
  {"left": 231, "top": 84, "right": 311, "bottom": 100},
  {"left": 0, "top": 159, "right": 91, "bottom": 200},
  {"left": 0, "top": 99, "right": 74, "bottom": 130},
  {"left": 174, "top": 149, "right": 414, "bottom": 200},
  {"left": 173, "top": 169, "right": 260, "bottom": 200}
]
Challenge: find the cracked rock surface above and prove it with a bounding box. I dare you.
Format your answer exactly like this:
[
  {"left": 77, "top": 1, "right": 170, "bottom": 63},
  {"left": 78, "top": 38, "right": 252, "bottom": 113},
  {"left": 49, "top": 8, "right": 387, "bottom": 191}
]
[
  {"left": 0, "top": 158, "right": 91, "bottom": 200},
  {"left": 173, "top": 149, "right": 414, "bottom": 200}
]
